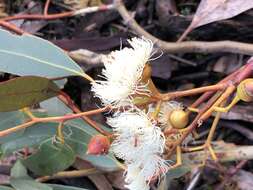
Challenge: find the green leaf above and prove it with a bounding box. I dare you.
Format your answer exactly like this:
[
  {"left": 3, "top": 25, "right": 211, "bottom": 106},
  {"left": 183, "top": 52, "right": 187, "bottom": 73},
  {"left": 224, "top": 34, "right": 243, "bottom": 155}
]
[
  {"left": 83, "top": 154, "right": 121, "bottom": 172},
  {"left": 0, "top": 111, "right": 28, "bottom": 144},
  {"left": 10, "top": 179, "right": 53, "bottom": 190},
  {"left": 0, "top": 76, "right": 60, "bottom": 112},
  {"left": 160, "top": 165, "right": 191, "bottom": 188},
  {"left": 53, "top": 78, "right": 68, "bottom": 89},
  {"left": 0, "top": 29, "right": 87, "bottom": 78},
  {"left": 0, "top": 185, "right": 14, "bottom": 190},
  {"left": 48, "top": 184, "right": 88, "bottom": 190},
  {"left": 40, "top": 97, "right": 112, "bottom": 134},
  {"left": 23, "top": 140, "right": 75, "bottom": 175},
  {"left": 11, "top": 160, "right": 29, "bottom": 179},
  {"left": 1, "top": 119, "right": 120, "bottom": 172},
  {"left": 40, "top": 97, "right": 73, "bottom": 116},
  {"left": 166, "top": 165, "right": 191, "bottom": 180},
  {"left": 0, "top": 122, "right": 56, "bottom": 156},
  {"left": 0, "top": 99, "right": 119, "bottom": 173},
  {"left": 9, "top": 161, "right": 53, "bottom": 190}
]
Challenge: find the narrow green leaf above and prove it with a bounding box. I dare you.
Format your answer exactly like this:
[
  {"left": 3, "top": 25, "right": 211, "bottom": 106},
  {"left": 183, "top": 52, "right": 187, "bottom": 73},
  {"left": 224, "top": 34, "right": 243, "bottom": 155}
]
[
  {"left": 0, "top": 29, "right": 87, "bottom": 78},
  {"left": 11, "top": 160, "right": 29, "bottom": 179},
  {"left": 10, "top": 160, "right": 53, "bottom": 190},
  {"left": 48, "top": 184, "right": 89, "bottom": 190},
  {"left": 0, "top": 76, "right": 60, "bottom": 112},
  {"left": 23, "top": 140, "right": 75, "bottom": 176},
  {"left": 166, "top": 165, "right": 191, "bottom": 180},
  {"left": 0, "top": 185, "right": 14, "bottom": 190},
  {"left": 83, "top": 154, "right": 121, "bottom": 172},
  {"left": 10, "top": 179, "right": 52, "bottom": 190}
]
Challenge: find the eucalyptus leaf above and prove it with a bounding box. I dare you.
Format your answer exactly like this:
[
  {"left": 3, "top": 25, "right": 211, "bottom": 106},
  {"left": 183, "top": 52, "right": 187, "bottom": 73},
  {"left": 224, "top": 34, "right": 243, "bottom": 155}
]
[
  {"left": 10, "top": 161, "right": 53, "bottom": 190},
  {"left": 48, "top": 184, "right": 89, "bottom": 190},
  {"left": 53, "top": 78, "right": 68, "bottom": 89},
  {"left": 40, "top": 97, "right": 112, "bottom": 134},
  {"left": 0, "top": 98, "right": 119, "bottom": 173},
  {"left": 166, "top": 165, "right": 191, "bottom": 179},
  {"left": 1, "top": 118, "right": 119, "bottom": 172},
  {"left": 83, "top": 154, "right": 121, "bottom": 172},
  {"left": 0, "top": 122, "right": 57, "bottom": 156},
  {"left": 0, "top": 119, "right": 94, "bottom": 156},
  {"left": 40, "top": 97, "right": 72, "bottom": 116},
  {"left": 23, "top": 140, "right": 75, "bottom": 175},
  {"left": 0, "top": 185, "right": 14, "bottom": 190},
  {"left": 10, "top": 179, "right": 53, "bottom": 190},
  {"left": 0, "top": 111, "right": 28, "bottom": 144},
  {"left": 0, "top": 29, "right": 88, "bottom": 78},
  {"left": 11, "top": 160, "right": 29, "bottom": 179},
  {"left": 0, "top": 76, "right": 60, "bottom": 112}
]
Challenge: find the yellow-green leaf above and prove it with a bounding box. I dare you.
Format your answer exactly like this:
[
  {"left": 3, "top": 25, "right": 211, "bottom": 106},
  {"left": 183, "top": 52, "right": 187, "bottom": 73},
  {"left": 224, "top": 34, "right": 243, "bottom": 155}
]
[{"left": 0, "top": 76, "right": 59, "bottom": 112}]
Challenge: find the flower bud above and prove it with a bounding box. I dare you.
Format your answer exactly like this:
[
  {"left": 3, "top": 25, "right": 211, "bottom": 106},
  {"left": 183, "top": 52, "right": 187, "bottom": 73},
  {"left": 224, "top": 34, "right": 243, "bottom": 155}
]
[
  {"left": 141, "top": 64, "right": 152, "bottom": 82},
  {"left": 237, "top": 78, "right": 253, "bottom": 102},
  {"left": 87, "top": 135, "right": 110, "bottom": 155},
  {"left": 169, "top": 110, "right": 189, "bottom": 129}
]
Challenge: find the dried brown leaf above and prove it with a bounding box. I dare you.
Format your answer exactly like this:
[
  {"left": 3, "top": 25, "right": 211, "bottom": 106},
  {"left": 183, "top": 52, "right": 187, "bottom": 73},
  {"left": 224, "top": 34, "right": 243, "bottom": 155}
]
[
  {"left": 63, "top": 0, "right": 89, "bottom": 9},
  {"left": 193, "top": 0, "right": 253, "bottom": 28},
  {"left": 61, "top": 0, "right": 102, "bottom": 10},
  {"left": 178, "top": 0, "right": 253, "bottom": 41}
]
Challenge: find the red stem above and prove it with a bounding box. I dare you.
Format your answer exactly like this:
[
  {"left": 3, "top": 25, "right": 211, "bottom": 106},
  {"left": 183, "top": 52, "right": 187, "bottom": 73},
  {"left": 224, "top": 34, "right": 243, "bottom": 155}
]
[
  {"left": 58, "top": 92, "right": 111, "bottom": 136},
  {"left": 167, "top": 61, "right": 253, "bottom": 157},
  {"left": 44, "top": 0, "right": 51, "bottom": 16},
  {"left": 190, "top": 61, "right": 249, "bottom": 108},
  {"left": 0, "top": 21, "right": 25, "bottom": 34},
  {"left": 2, "top": 11, "right": 74, "bottom": 21}
]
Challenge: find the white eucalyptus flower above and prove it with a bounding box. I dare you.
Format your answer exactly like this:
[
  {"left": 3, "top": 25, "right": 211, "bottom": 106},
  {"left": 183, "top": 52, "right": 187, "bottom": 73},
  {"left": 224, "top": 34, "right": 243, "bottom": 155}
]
[
  {"left": 123, "top": 151, "right": 169, "bottom": 190},
  {"left": 107, "top": 109, "right": 170, "bottom": 190},
  {"left": 107, "top": 110, "right": 165, "bottom": 161},
  {"left": 125, "top": 174, "right": 150, "bottom": 190},
  {"left": 91, "top": 37, "right": 153, "bottom": 107}
]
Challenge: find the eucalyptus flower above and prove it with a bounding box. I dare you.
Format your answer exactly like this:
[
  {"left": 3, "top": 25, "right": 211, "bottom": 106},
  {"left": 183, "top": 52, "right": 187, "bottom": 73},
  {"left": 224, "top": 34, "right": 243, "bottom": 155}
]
[
  {"left": 91, "top": 37, "right": 153, "bottom": 107},
  {"left": 107, "top": 110, "right": 164, "bottom": 160},
  {"left": 125, "top": 165, "right": 150, "bottom": 190},
  {"left": 107, "top": 109, "right": 169, "bottom": 190}
]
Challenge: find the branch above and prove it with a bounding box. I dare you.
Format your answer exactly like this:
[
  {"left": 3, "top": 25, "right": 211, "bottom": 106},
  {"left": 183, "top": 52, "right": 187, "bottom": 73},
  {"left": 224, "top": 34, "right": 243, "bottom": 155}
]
[
  {"left": 0, "top": 106, "right": 110, "bottom": 137},
  {"left": 69, "top": 49, "right": 103, "bottom": 66},
  {"left": 2, "top": 4, "right": 116, "bottom": 21},
  {"left": 0, "top": 4, "right": 115, "bottom": 34},
  {"left": 0, "top": 20, "right": 25, "bottom": 35},
  {"left": 58, "top": 93, "right": 111, "bottom": 136},
  {"left": 36, "top": 168, "right": 98, "bottom": 182},
  {"left": 182, "top": 142, "right": 253, "bottom": 167},
  {"left": 114, "top": 0, "right": 253, "bottom": 55}
]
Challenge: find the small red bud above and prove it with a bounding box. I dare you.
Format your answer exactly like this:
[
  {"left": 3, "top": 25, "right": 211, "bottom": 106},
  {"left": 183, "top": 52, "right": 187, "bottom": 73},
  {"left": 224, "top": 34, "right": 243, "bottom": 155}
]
[{"left": 87, "top": 135, "right": 110, "bottom": 155}]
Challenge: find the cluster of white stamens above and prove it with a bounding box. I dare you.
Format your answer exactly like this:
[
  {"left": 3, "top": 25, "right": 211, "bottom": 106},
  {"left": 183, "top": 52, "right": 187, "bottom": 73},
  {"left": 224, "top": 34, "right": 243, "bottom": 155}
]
[
  {"left": 91, "top": 37, "right": 169, "bottom": 190},
  {"left": 91, "top": 37, "right": 153, "bottom": 107},
  {"left": 108, "top": 110, "right": 169, "bottom": 190}
]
